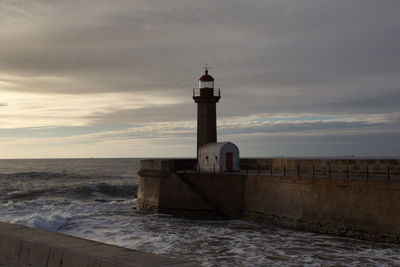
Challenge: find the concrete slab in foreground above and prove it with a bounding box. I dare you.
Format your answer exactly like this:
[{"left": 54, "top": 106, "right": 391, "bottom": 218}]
[{"left": 0, "top": 221, "right": 202, "bottom": 267}]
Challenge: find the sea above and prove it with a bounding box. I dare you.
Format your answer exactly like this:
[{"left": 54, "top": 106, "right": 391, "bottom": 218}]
[{"left": 1, "top": 158, "right": 400, "bottom": 267}]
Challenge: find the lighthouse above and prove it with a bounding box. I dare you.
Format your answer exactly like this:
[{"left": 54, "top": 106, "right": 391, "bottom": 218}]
[
  {"left": 193, "top": 68, "right": 240, "bottom": 172},
  {"left": 193, "top": 68, "right": 221, "bottom": 154}
]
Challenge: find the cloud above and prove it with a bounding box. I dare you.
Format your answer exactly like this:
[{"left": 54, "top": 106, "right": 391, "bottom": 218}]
[
  {"left": 1, "top": 112, "right": 397, "bottom": 144},
  {"left": 0, "top": 89, "right": 182, "bottom": 128},
  {"left": 1, "top": 114, "right": 399, "bottom": 158},
  {"left": 0, "top": 0, "right": 399, "bottom": 157}
]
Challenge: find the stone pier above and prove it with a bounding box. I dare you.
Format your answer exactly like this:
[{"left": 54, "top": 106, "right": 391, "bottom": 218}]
[{"left": 138, "top": 158, "right": 400, "bottom": 243}]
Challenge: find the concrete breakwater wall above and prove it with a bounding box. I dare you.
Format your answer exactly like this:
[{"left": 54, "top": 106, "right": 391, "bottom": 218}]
[
  {"left": 0, "top": 221, "right": 201, "bottom": 267},
  {"left": 242, "top": 175, "right": 400, "bottom": 242},
  {"left": 138, "top": 158, "right": 400, "bottom": 243}
]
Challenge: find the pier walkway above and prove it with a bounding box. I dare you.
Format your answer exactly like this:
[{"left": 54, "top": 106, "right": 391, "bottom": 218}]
[{"left": 0, "top": 221, "right": 201, "bottom": 267}]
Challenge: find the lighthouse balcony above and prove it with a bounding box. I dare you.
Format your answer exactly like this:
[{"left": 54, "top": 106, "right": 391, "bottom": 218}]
[{"left": 193, "top": 88, "right": 220, "bottom": 98}]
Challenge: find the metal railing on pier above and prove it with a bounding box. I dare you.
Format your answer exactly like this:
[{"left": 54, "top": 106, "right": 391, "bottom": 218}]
[
  {"left": 240, "top": 163, "right": 400, "bottom": 182},
  {"left": 171, "top": 159, "right": 400, "bottom": 182}
]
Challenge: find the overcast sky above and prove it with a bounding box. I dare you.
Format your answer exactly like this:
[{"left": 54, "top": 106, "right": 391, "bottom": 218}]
[{"left": 0, "top": 0, "right": 399, "bottom": 158}]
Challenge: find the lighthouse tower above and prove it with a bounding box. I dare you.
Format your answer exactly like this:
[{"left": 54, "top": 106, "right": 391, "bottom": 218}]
[{"left": 193, "top": 68, "right": 221, "bottom": 154}]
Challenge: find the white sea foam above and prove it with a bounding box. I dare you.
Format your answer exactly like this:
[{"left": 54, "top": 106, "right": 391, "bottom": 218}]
[
  {"left": 2, "top": 197, "right": 400, "bottom": 267},
  {"left": 12, "top": 213, "right": 69, "bottom": 231}
]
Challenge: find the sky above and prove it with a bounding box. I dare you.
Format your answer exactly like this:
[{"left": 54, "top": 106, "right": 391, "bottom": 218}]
[{"left": 0, "top": 0, "right": 399, "bottom": 158}]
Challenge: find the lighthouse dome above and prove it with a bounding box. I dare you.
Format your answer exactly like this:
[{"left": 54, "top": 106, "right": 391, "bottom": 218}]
[{"left": 199, "top": 69, "right": 214, "bottom": 82}]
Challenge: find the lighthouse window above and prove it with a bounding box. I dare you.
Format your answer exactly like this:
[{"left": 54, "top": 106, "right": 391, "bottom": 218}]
[{"left": 200, "top": 81, "right": 213, "bottom": 88}]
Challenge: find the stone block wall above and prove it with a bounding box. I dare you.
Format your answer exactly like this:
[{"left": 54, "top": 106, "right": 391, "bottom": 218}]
[
  {"left": 241, "top": 175, "right": 400, "bottom": 243},
  {"left": 137, "top": 158, "right": 400, "bottom": 243}
]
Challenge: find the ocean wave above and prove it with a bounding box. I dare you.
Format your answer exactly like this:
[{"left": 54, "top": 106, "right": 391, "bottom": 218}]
[
  {"left": 4, "top": 187, "right": 60, "bottom": 200},
  {"left": 69, "top": 183, "right": 138, "bottom": 199},
  {"left": 1, "top": 171, "right": 101, "bottom": 180},
  {"left": 11, "top": 212, "right": 71, "bottom": 232},
  {"left": 3, "top": 199, "right": 137, "bottom": 233},
  {"left": 2, "top": 195, "right": 400, "bottom": 266},
  {"left": 3, "top": 183, "right": 137, "bottom": 201}
]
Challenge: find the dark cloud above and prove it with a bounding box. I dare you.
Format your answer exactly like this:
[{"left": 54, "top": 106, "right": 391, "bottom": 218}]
[
  {"left": 2, "top": 1, "right": 399, "bottom": 94},
  {"left": 0, "top": 0, "right": 399, "bottom": 156}
]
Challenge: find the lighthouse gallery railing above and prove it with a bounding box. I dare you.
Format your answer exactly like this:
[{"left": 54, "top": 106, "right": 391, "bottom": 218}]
[{"left": 193, "top": 88, "right": 220, "bottom": 97}]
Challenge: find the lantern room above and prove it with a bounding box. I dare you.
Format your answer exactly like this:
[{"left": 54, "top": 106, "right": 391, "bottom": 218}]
[{"left": 198, "top": 69, "right": 214, "bottom": 89}]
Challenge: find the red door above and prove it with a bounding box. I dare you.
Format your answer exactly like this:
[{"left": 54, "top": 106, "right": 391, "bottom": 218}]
[{"left": 226, "top": 152, "right": 233, "bottom": 172}]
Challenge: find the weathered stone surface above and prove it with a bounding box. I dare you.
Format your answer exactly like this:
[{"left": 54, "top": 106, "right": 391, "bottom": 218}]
[{"left": 241, "top": 174, "right": 400, "bottom": 243}]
